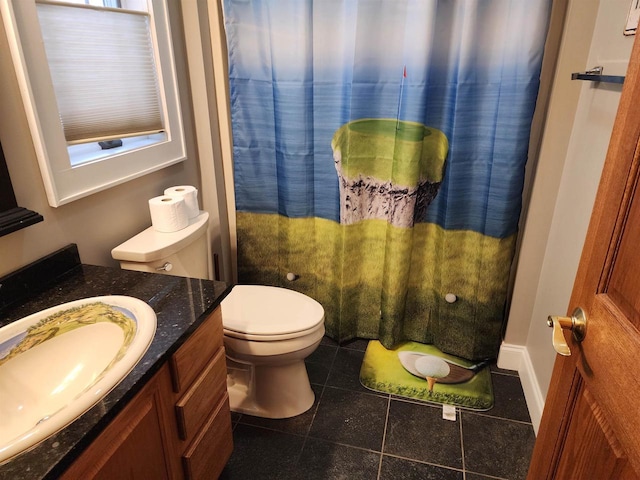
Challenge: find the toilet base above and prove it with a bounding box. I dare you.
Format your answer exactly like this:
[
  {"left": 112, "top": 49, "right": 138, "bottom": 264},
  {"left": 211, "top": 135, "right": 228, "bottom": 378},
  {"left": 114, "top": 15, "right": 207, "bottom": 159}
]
[{"left": 226, "top": 359, "right": 315, "bottom": 419}]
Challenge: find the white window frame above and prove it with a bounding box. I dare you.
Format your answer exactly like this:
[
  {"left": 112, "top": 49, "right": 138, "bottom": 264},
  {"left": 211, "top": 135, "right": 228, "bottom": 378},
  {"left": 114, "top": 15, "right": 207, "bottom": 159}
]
[{"left": 1, "top": 0, "right": 185, "bottom": 207}]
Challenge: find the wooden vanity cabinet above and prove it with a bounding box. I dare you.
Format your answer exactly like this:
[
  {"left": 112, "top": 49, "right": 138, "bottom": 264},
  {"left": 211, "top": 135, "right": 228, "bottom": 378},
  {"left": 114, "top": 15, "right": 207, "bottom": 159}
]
[
  {"left": 168, "top": 307, "right": 233, "bottom": 480},
  {"left": 60, "top": 363, "right": 176, "bottom": 479},
  {"left": 61, "top": 307, "right": 233, "bottom": 480}
]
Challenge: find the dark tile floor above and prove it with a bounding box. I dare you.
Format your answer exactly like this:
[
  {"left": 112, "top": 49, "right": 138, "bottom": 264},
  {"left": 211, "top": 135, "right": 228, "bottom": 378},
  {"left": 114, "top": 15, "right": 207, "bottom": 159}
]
[{"left": 220, "top": 338, "right": 535, "bottom": 480}]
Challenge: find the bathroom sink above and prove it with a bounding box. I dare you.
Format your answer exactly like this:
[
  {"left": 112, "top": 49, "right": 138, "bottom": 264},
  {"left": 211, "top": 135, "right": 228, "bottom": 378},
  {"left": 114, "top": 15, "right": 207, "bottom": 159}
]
[{"left": 0, "top": 295, "right": 156, "bottom": 464}]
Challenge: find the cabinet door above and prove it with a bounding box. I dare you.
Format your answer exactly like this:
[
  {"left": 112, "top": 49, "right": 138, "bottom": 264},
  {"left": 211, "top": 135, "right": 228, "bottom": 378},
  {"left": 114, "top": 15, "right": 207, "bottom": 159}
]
[
  {"left": 61, "top": 365, "right": 174, "bottom": 480},
  {"left": 94, "top": 398, "right": 167, "bottom": 480}
]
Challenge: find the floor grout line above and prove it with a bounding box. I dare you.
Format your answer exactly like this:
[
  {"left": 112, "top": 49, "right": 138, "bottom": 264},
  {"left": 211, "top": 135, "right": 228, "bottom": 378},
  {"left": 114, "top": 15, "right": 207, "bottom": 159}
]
[
  {"left": 320, "top": 383, "right": 390, "bottom": 400},
  {"left": 376, "top": 395, "right": 391, "bottom": 480},
  {"left": 379, "top": 452, "right": 465, "bottom": 473},
  {"left": 296, "top": 382, "right": 326, "bottom": 465},
  {"left": 225, "top": 338, "right": 536, "bottom": 479},
  {"left": 460, "top": 407, "right": 466, "bottom": 480},
  {"left": 462, "top": 409, "right": 533, "bottom": 426}
]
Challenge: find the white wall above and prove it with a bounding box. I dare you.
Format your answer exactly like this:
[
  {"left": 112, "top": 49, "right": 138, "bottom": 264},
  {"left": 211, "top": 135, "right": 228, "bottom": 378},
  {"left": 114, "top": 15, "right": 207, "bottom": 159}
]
[
  {"left": 501, "top": 0, "right": 634, "bottom": 432},
  {"left": 0, "top": 3, "right": 203, "bottom": 277},
  {"left": 180, "top": 0, "right": 234, "bottom": 283}
]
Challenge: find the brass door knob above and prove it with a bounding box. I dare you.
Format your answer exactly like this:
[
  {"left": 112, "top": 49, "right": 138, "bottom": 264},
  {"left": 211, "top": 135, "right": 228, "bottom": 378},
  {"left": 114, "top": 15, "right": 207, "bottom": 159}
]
[{"left": 547, "top": 307, "right": 587, "bottom": 356}]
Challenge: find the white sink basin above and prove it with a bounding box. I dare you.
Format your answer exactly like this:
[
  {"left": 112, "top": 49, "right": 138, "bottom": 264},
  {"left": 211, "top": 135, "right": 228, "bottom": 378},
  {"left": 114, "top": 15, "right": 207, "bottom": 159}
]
[{"left": 0, "top": 296, "right": 156, "bottom": 464}]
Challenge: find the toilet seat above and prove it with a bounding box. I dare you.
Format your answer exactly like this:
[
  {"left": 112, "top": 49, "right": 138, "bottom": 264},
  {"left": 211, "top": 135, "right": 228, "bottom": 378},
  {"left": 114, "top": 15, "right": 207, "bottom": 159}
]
[
  {"left": 221, "top": 285, "right": 325, "bottom": 340},
  {"left": 224, "top": 321, "right": 324, "bottom": 342}
]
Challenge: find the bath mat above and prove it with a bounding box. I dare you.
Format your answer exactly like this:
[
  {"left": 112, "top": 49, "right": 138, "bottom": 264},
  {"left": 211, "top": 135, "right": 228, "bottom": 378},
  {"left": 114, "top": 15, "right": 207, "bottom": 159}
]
[{"left": 360, "top": 340, "right": 493, "bottom": 410}]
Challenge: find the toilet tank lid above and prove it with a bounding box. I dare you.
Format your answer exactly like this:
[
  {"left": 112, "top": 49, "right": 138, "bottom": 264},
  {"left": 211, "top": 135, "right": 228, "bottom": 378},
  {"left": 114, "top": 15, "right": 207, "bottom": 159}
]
[{"left": 111, "top": 211, "right": 209, "bottom": 263}]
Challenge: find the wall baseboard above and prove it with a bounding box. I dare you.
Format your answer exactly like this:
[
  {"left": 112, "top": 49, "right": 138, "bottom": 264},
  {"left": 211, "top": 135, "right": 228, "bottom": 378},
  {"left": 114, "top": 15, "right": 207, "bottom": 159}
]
[{"left": 497, "top": 343, "right": 545, "bottom": 435}]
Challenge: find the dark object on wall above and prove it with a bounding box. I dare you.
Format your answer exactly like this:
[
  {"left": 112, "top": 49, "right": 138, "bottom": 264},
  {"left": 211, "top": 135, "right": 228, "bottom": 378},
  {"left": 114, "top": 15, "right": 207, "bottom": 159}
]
[
  {"left": 571, "top": 66, "right": 625, "bottom": 84},
  {"left": 0, "top": 142, "right": 43, "bottom": 237}
]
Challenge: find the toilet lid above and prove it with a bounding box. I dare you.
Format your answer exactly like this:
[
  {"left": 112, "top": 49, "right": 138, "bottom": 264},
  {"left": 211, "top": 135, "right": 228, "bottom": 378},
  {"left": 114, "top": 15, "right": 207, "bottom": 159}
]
[{"left": 221, "top": 285, "right": 325, "bottom": 336}]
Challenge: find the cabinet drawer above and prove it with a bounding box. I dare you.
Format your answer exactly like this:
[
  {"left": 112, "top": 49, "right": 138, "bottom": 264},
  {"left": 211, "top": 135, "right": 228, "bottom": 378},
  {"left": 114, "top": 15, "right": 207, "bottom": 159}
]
[
  {"left": 175, "top": 347, "right": 227, "bottom": 441},
  {"left": 170, "top": 307, "right": 223, "bottom": 392},
  {"left": 182, "top": 395, "right": 233, "bottom": 480}
]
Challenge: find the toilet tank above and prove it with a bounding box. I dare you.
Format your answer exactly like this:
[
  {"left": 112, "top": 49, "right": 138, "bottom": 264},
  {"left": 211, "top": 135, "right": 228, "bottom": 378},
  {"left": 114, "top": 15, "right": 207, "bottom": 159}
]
[{"left": 111, "top": 211, "right": 210, "bottom": 280}]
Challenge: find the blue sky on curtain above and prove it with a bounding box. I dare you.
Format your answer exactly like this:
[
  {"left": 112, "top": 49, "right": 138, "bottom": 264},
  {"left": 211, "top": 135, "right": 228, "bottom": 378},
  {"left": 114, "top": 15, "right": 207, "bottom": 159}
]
[{"left": 223, "top": 0, "right": 552, "bottom": 360}]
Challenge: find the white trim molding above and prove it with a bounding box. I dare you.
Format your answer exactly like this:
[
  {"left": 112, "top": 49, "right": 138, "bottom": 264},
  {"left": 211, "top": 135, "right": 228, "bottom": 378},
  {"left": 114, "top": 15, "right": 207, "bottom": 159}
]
[
  {"left": 1, "top": 0, "right": 185, "bottom": 207},
  {"left": 497, "top": 342, "right": 546, "bottom": 435}
]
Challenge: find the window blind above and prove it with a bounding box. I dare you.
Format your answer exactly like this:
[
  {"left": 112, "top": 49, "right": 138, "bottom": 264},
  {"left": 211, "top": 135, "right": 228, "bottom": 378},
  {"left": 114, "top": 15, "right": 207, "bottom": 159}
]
[{"left": 36, "top": 1, "right": 164, "bottom": 144}]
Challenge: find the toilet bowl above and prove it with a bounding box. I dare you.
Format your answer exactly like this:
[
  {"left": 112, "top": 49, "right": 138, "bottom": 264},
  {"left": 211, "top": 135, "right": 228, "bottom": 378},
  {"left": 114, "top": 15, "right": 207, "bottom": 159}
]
[
  {"left": 111, "top": 212, "right": 326, "bottom": 419},
  {"left": 222, "top": 284, "right": 325, "bottom": 419}
]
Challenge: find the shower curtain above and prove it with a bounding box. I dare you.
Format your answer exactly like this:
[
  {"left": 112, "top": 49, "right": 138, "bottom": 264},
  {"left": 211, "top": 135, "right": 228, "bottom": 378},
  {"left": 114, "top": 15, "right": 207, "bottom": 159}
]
[{"left": 223, "top": 0, "right": 551, "bottom": 360}]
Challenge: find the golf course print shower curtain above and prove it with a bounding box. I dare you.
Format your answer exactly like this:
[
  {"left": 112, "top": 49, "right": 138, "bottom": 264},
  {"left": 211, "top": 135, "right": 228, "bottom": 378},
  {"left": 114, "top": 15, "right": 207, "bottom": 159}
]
[{"left": 223, "top": 0, "right": 551, "bottom": 360}]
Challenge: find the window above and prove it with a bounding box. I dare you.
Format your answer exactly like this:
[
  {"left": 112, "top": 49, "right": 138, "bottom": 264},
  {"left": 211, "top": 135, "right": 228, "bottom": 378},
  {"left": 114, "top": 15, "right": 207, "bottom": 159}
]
[{"left": 1, "top": 0, "right": 185, "bottom": 207}]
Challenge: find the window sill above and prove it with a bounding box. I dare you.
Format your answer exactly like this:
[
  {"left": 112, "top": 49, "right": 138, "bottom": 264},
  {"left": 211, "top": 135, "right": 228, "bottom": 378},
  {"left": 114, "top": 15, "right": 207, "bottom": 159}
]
[{"left": 0, "top": 207, "right": 44, "bottom": 237}]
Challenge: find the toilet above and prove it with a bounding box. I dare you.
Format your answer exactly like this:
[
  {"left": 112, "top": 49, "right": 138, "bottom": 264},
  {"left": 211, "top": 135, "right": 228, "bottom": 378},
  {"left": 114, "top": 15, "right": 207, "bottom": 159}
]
[
  {"left": 222, "top": 284, "right": 324, "bottom": 418},
  {"left": 111, "top": 211, "right": 326, "bottom": 419}
]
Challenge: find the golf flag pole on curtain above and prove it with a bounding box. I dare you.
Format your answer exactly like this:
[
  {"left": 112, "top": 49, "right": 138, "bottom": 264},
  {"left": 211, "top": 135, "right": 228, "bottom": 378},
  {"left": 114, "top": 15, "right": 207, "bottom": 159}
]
[{"left": 396, "top": 65, "right": 406, "bottom": 131}]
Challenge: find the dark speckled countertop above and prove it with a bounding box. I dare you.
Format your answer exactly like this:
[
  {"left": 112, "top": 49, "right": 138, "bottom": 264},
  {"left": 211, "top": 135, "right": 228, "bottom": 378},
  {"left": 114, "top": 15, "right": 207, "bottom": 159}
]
[{"left": 0, "top": 250, "right": 230, "bottom": 480}]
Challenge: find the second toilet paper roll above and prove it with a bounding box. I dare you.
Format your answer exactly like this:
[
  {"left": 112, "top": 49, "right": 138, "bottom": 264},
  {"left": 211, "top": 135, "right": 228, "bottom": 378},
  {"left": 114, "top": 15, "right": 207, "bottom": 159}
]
[
  {"left": 149, "top": 195, "right": 189, "bottom": 232},
  {"left": 164, "top": 185, "right": 199, "bottom": 219}
]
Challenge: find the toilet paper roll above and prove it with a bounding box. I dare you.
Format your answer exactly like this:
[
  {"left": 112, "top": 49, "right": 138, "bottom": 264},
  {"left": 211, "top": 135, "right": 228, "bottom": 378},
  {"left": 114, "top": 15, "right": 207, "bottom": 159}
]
[
  {"left": 164, "top": 185, "right": 199, "bottom": 219},
  {"left": 149, "top": 195, "right": 189, "bottom": 233}
]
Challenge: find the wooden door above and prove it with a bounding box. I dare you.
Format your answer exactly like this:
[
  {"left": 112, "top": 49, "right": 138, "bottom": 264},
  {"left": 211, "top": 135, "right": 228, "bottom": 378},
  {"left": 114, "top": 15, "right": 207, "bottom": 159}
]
[{"left": 527, "top": 28, "right": 640, "bottom": 480}]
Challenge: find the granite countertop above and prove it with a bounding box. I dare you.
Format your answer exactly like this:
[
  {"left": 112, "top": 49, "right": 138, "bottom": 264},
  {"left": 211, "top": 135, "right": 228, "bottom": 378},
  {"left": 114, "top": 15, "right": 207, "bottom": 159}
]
[{"left": 0, "top": 260, "right": 230, "bottom": 480}]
